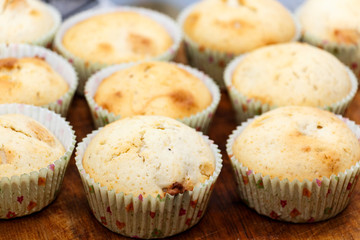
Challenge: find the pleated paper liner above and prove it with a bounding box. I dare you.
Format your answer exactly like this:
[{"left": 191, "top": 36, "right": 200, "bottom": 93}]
[
  {"left": 295, "top": 5, "right": 360, "bottom": 82},
  {"left": 28, "top": 3, "right": 61, "bottom": 48},
  {"left": 224, "top": 54, "right": 358, "bottom": 123},
  {"left": 75, "top": 128, "right": 222, "bottom": 238},
  {"left": 177, "top": 3, "right": 302, "bottom": 89},
  {"left": 54, "top": 6, "right": 182, "bottom": 95},
  {"left": 226, "top": 115, "right": 360, "bottom": 223},
  {"left": 0, "top": 104, "right": 76, "bottom": 219},
  {"left": 84, "top": 62, "right": 220, "bottom": 133},
  {"left": 0, "top": 43, "right": 78, "bottom": 117}
]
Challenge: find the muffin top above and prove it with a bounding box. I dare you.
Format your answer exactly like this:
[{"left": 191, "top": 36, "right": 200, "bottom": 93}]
[
  {"left": 0, "top": 114, "right": 65, "bottom": 178},
  {"left": 183, "top": 0, "right": 296, "bottom": 54},
  {"left": 83, "top": 116, "right": 216, "bottom": 197},
  {"left": 298, "top": 0, "right": 360, "bottom": 45},
  {"left": 62, "top": 11, "right": 173, "bottom": 65},
  {"left": 0, "top": 0, "right": 55, "bottom": 43},
  {"left": 232, "top": 106, "right": 360, "bottom": 182},
  {"left": 0, "top": 57, "right": 69, "bottom": 106},
  {"left": 232, "top": 43, "right": 352, "bottom": 107},
  {"left": 94, "top": 61, "right": 212, "bottom": 119}
]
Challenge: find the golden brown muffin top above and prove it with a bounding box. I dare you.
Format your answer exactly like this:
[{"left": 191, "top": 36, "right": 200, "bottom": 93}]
[
  {"left": 94, "top": 61, "right": 212, "bottom": 119},
  {"left": 62, "top": 11, "right": 173, "bottom": 64},
  {"left": 233, "top": 106, "right": 360, "bottom": 182}
]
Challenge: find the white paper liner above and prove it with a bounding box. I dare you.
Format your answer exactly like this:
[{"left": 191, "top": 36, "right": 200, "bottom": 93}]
[
  {"left": 54, "top": 6, "right": 182, "bottom": 95},
  {"left": 0, "top": 104, "right": 76, "bottom": 219},
  {"left": 224, "top": 54, "right": 358, "bottom": 123},
  {"left": 295, "top": 5, "right": 360, "bottom": 82},
  {"left": 30, "top": 3, "right": 62, "bottom": 48},
  {"left": 0, "top": 44, "right": 78, "bottom": 117},
  {"left": 84, "top": 61, "right": 220, "bottom": 133},
  {"left": 75, "top": 127, "right": 222, "bottom": 238},
  {"left": 177, "top": 3, "right": 302, "bottom": 89},
  {"left": 226, "top": 115, "right": 360, "bottom": 223}
]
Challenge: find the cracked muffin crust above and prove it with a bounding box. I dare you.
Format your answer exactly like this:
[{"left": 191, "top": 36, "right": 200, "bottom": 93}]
[
  {"left": 0, "top": 57, "right": 68, "bottom": 106},
  {"left": 231, "top": 43, "right": 352, "bottom": 107},
  {"left": 0, "top": 0, "right": 56, "bottom": 43},
  {"left": 62, "top": 11, "right": 173, "bottom": 65},
  {"left": 94, "top": 61, "right": 212, "bottom": 119},
  {"left": 232, "top": 106, "right": 360, "bottom": 181},
  {"left": 0, "top": 114, "right": 65, "bottom": 178},
  {"left": 82, "top": 116, "right": 216, "bottom": 197},
  {"left": 183, "top": 0, "right": 296, "bottom": 54}
]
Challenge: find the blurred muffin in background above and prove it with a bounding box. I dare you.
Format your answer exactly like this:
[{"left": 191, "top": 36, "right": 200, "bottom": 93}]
[
  {"left": 0, "top": 0, "right": 61, "bottom": 46},
  {"left": 178, "top": 0, "right": 299, "bottom": 87},
  {"left": 297, "top": 0, "right": 360, "bottom": 80}
]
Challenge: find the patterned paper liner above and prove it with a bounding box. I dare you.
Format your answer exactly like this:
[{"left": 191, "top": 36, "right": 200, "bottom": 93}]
[
  {"left": 226, "top": 115, "right": 360, "bottom": 223},
  {"left": 0, "top": 104, "right": 76, "bottom": 219},
  {"left": 0, "top": 44, "right": 78, "bottom": 117},
  {"left": 295, "top": 5, "right": 360, "bottom": 81},
  {"left": 224, "top": 55, "right": 358, "bottom": 123},
  {"left": 54, "top": 7, "right": 182, "bottom": 95},
  {"left": 29, "top": 3, "right": 62, "bottom": 48},
  {"left": 84, "top": 62, "right": 221, "bottom": 133},
  {"left": 177, "top": 3, "right": 302, "bottom": 89},
  {"left": 75, "top": 128, "right": 223, "bottom": 238}
]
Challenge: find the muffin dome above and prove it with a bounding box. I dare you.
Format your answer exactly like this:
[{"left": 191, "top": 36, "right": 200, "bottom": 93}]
[
  {"left": 232, "top": 106, "right": 360, "bottom": 181},
  {"left": 183, "top": 0, "right": 296, "bottom": 54},
  {"left": 62, "top": 11, "right": 173, "bottom": 65},
  {"left": 298, "top": 0, "right": 360, "bottom": 45},
  {"left": 82, "top": 116, "right": 216, "bottom": 197},
  {"left": 0, "top": 57, "right": 69, "bottom": 106},
  {"left": 94, "top": 61, "right": 212, "bottom": 119},
  {"left": 0, "top": 0, "right": 57, "bottom": 44},
  {"left": 0, "top": 114, "right": 65, "bottom": 178},
  {"left": 231, "top": 43, "right": 352, "bottom": 107}
]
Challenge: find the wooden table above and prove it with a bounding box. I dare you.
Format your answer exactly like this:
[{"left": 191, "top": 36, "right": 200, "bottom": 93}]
[{"left": 1, "top": 51, "right": 360, "bottom": 240}]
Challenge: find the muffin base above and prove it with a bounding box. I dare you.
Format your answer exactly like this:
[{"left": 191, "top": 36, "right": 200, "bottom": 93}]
[
  {"left": 226, "top": 115, "right": 360, "bottom": 223},
  {"left": 0, "top": 104, "right": 76, "bottom": 219},
  {"left": 75, "top": 129, "right": 222, "bottom": 238}
]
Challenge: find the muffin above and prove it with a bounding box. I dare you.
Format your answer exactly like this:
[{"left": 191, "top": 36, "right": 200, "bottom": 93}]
[
  {"left": 76, "top": 116, "right": 222, "bottom": 238},
  {"left": 178, "top": 0, "right": 300, "bottom": 88},
  {"left": 54, "top": 7, "right": 182, "bottom": 94},
  {"left": 296, "top": 0, "right": 360, "bottom": 80},
  {"left": 227, "top": 106, "right": 360, "bottom": 222},
  {"left": 0, "top": 57, "right": 68, "bottom": 105},
  {"left": 0, "top": 104, "right": 75, "bottom": 219},
  {"left": 0, "top": 0, "right": 61, "bottom": 47},
  {"left": 0, "top": 44, "right": 78, "bottom": 117},
  {"left": 224, "top": 43, "right": 358, "bottom": 123},
  {"left": 85, "top": 61, "right": 220, "bottom": 132}
]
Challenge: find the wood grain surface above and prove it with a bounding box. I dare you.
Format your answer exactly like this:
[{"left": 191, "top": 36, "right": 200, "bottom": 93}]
[{"left": 1, "top": 49, "right": 360, "bottom": 240}]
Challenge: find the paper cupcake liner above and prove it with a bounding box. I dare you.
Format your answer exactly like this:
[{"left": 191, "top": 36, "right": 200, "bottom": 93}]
[
  {"left": 226, "top": 115, "right": 360, "bottom": 223},
  {"left": 224, "top": 55, "right": 358, "bottom": 123},
  {"left": 0, "top": 44, "right": 78, "bottom": 117},
  {"left": 295, "top": 6, "right": 360, "bottom": 82},
  {"left": 0, "top": 104, "right": 76, "bottom": 219},
  {"left": 30, "top": 4, "right": 62, "bottom": 48},
  {"left": 177, "top": 3, "right": 302, "bottom": 89},
  {"left": 75, "top": 128, "right": 222, "bottom": 238},
  {"left": 84, "top": 62, "right": 220, "bottom": 133},
  {"left": 54, "top": 7, "right": 182, "bottom": 95}
]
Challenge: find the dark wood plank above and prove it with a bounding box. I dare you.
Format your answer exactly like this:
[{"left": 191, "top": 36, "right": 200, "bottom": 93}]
[{"left": 0, "top": 49, "right": 360, "bottom": 240}]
